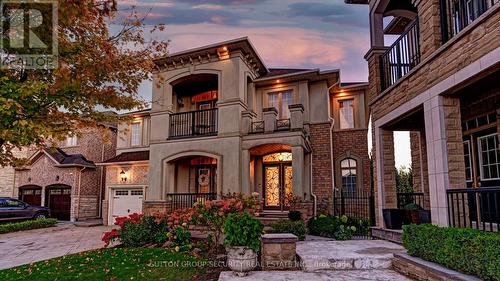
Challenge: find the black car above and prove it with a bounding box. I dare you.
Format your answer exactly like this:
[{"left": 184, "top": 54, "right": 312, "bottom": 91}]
[{"left": 0, "top": 197, "right": 51, "bottom": 222}]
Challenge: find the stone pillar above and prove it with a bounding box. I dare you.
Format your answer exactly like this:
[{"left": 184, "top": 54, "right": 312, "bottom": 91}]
[
  {"left": 365, "top": 47, "right": 389, "bottom": 101},
  {"left": 410, "top": 130, "right": 431, "bottom": 210},
  {"left": 289, "top": 104, "right": 304, "bottom": 131},
  {"left": 241, "top": 149, "right": 251, "bottom": 195},
  {"left": 263, "top": 107, "right": 278, "bottom": 133},
  {"left": 261, "top": 234, "right": 298, "bottom": 270},
  {"left": 292, "top": 146, "right": 304, "bottom": 199},
  {"left": 374, "top": 127, "right": 396, "bottom": 227},
  {"left": 424, "top": 95, "right": 466, "bottom": 226},
  {"left": 413, "top": 0, "right": 443, "bottom": 60},
  {"left": 241, "top": 111, "right": 256, "bottom": 135},
  {"left": 165, "top": 162, "right": 176, "bottom": 195}
]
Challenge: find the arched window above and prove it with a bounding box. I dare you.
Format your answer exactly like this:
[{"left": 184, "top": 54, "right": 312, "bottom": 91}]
[{"left": 341, "top": 158, "right": 357, "bottom": 195}]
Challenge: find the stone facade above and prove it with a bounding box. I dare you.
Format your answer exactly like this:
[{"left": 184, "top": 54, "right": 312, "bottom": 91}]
[
  {"left": 0, "top": 148, "right": 30, "bottom": 197},
  {"left": 261, "top": 234, "right": 298, "bottom": 270}
]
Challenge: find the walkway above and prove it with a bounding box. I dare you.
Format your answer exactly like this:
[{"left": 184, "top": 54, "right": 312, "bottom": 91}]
[{"left": 0, "top": 223, "right": 111, "bottom": 270}]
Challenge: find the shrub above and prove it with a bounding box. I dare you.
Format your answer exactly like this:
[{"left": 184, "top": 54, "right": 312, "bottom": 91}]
[
  {"left": 287, "top": 211, "right": 302, "bottom": 221},
  {"left": 103, "top": 213, "right": 169, "bottom": 247},
  {"left": 270, "top": 219, "right": 306, "bottom": 241},
  {"left": 224, "top": 212, "right": 263, "bottom": 252},
  {"left": 403, "top": 224, "right": 500, "bottom": 281},
  {"left": 0, "top": 218, "right": 57, "bottom": 234},
  {"left": 308, "top": 215, "right": 358, "bottom": 240}
]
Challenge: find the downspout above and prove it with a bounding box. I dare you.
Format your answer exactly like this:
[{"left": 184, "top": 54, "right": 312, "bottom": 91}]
[
  {"left": 76, "top": 167, "right": 86, "bottom": 221},
  {"left": 98, "top": 143, "right": 105, "bottom": 218},
  {"left": 329, "top": 117, "right": 336, "bottom": 215}
]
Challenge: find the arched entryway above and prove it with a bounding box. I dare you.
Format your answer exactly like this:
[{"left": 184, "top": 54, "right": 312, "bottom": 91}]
[
  {"left": 262, "top": 152, "right": 293, "bottom": 211},
  {"left": 18, "top": 185, "right": 42, "bottom": 206},
  {"left": 45, "top": 184, "right": 72, "bottom": 221}
]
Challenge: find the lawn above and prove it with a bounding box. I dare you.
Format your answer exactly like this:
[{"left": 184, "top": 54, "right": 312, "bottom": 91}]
[{"left": 0, "top": 248, "right": 207, "bottom": 281}]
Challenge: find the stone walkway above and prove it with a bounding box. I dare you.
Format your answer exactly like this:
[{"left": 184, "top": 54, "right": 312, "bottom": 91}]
[
  {"left": 219, "top": 239, "right": 411, "bottom": 281},
  {"left": 0, "top": 223, "right": 111, "bottom": 270}
]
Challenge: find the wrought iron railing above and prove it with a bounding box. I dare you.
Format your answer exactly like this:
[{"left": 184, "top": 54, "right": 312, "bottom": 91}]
[
  {"left": 167, "top": 193, "right": 217, "bottom": 211},
  {"left": 397, "top": 192, "right": 425, "bottom": 209},
  {"left": 276, "top": 119, "right": 291, "bottom": 131},
  {"left": 439, "top": 0, "right": 498, "bottom": 43},
  {"left": 446, "top": 188, "right": 500, "bottom": 232},
  {"left": 169, "top": 108, "right": 218, "bottom": 139},
  {"left": 380, "top": 18, "right": 421, "bottom": 91},
  {"left": 250, "top": 121, "right": 264, "bottom": 134}
]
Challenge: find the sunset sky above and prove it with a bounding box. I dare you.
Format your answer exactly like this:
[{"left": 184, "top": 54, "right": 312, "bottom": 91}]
[{"left": 115, "top": 0, "right": 411, "bottom": 168}]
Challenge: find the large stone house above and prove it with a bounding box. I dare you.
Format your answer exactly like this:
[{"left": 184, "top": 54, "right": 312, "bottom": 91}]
[
  {"left": 13, "top": 127, "right": 117, "bottom": 221},
  {"left": 100, "top": 38, "right": 371, "bottom": 225},
  {"left": 357, "top": 0, "right": 499, "bottom": 232}
]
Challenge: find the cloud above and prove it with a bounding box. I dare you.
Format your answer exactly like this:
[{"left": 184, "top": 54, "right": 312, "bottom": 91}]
[{"left": 287, "top": 2, "right": 368, "bottom": 28}]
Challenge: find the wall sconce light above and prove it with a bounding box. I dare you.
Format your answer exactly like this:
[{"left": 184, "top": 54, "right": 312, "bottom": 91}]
[
  {"left": 120, "top": 170, "right": 127, "bottom": 182},
  {"left": 28, "top": 177, "right": 31, "bottom": 182},
  {"left": 55, "top": 175, "right": 60, "bottom": 181}
]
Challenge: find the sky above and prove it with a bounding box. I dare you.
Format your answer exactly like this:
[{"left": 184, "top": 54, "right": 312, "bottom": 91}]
[{"left": 115, "top": 0, "right": 411, "bottom": 168}]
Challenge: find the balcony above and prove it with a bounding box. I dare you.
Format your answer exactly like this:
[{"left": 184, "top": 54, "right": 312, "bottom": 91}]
[
  {"left": 245, "top": 104, "right": 304, "bottom": 135},
  {"left": 440, "top": 0, "right": 498, "bottom": 43},
  {"left": 169, "top": 108, "right": 218, "bottom": 139},
  {"left": 380, "top": 18, "right": 421, "bottom": 91}
]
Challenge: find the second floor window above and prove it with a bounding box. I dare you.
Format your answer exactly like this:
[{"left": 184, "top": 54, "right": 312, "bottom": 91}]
[
  {"left": 130, "top": 122, "right": 142, "bottom": 146},
  {"left": 268, "top": 90, "right": 292, "bottom": 119},
  {"left": 65, "top": 135, "right": 78, "bottom": 147},
  {"left": 339, "top": 99, "right": 354, "bottom": 129}
]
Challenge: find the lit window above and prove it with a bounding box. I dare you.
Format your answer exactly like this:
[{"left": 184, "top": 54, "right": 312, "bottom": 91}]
[
  {"left": 463, "top": 140, "right": 472, "bottom": 182},
  {"left": 339, "top": 100, "right": 354, "bottom": 129},
  {"left": 130, "top": 122, "right": 141, "bottom": 146},
  {"left": 65, "top": 135, "right": 78, "bottom": 147},
  {"left": 341, "top": 158, "right": 357, "bottom": 195},
  {"left": 263, "top": 152, "right": 293, "bottom": 163},
  {"left": 267, "top": 90, "right": 292, "bottom": 119},
  {"left": 478, "top": 134, "right": 500, "bottom": 180}
]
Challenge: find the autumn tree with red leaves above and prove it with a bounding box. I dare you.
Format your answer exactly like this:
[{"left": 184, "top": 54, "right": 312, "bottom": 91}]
[{"left": 0, "top": 0, "right": 168, "bottom": 166}]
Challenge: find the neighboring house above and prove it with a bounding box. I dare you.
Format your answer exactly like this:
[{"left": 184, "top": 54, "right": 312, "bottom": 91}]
[
  {"left": 0, "top": 148, "right": 30, "bottom": 197},
  {"left": 358, "top": 0, "right": 499, "bottom": 229},
  {"left": 14, "top": 127, "right": 117, "bottom": 221},
  {"left": 100, "top": 37, "right": 370, "bottom": 225}
]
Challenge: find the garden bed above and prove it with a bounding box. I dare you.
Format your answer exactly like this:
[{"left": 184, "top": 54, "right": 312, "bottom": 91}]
[
  {"left": 0, "top": 219, "right": 58, "bottom": 234},
  {"left": 0, "top": 248, "right": 219, "bottom": 281}
]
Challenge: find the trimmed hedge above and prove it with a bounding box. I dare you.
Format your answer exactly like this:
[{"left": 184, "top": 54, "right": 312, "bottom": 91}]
[
  {"left": 269, "top": 219, "right": 306, "bottom": 241},
  {"left": 0, "top": 218, "right": 58, "bottom": 234},
  {"left": 402, "top": 224, "right": 500, "bottom": 281}
]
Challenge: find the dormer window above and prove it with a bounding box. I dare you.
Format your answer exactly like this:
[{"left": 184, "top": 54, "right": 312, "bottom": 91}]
[
  {"left": 65, "top": 135, "right": 78, "bottom": 147},
  {"left": 130, "top": 122, "right": 142, "bottom": 146},
  {"left": 339, "top": 99, "right": 354, "bottom": 129}
]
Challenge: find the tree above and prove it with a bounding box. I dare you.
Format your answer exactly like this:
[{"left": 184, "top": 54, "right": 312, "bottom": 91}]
[
  {"left": 0, "top": 0, "right": 168, "bottom": 166},
  {"left": 396, "top": 166, "right": 413, "bottom": 193}
]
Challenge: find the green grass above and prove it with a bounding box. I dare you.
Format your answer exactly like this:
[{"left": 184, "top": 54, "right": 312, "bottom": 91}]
[
  {"left": 0, "top": 218, "right": 58, "bottom": 234},
  {"left": 0, "top": 248, "right": 206, "bottom": 281}
]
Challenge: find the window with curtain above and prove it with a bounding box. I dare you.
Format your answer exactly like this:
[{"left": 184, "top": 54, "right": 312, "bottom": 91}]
[
  {"left": 130, "top": 122, "right": 142, "bottom": 146},
  {"left": 341, "top": 158, "right": 357, "bottom": 195},
  {"left": 339, "top": 99, "right": 354, "bottom": 129},
  {"left": 267, "top": 90, "right": 292, "bottom": 119},
  {"left": 478, "top": 133, "right": 500, "bottom": 180}
]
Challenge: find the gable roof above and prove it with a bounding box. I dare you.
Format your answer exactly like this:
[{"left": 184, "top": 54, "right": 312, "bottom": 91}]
[
  {"left": 154, "top": 37, "right": 269, "bottom": 76},
  {"left": 19, "top": 148, "right": 96, "bottom": 169},
  {"left": 101, "top": 150, "right": 149, "bottom": 165}
]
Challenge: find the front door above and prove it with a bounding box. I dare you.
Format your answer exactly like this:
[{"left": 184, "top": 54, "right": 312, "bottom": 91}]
[{"left": 263, "top": 164, "right": 293, "bottom": 211}]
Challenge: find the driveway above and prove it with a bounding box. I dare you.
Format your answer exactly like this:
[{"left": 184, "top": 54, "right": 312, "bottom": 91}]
[{"left": 0, "top": 222, "right": 111, "bottom": 270}]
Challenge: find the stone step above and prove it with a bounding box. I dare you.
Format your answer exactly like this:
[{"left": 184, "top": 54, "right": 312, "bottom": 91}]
[
  {"left": 296, "top": 240, "right": 406, "bottom": 272},
  {"left": 371, "top": 227, "right": 403, "bottom": 244}
]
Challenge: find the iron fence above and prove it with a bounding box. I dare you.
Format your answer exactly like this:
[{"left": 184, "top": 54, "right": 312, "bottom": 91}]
[
  {"left": 167, "top": 193, "right": 217, "bottom": 211},
  {"left": 439, "top": 0, "right": 498, "bottom": 43},
  {"left": 397, "top": 192, "right": 425, "bottom": 209},
  {"left": 333, "top": 190, "right": 375, "bottom": 239},
  {"left": 380, "top": 18, "right": 421, "bottom": 90},
  {"left": 169, "top": 108, "right": 218, "bottom": 139},
  {"left": 446, "top": 188, "right": 500, "bottom": 232}
]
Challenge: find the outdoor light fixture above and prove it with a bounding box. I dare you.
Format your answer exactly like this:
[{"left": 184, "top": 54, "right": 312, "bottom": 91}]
[
  {"left": 276, "top": 79, "right": 280, "bottom": 83},
  {"left": 120, "top": 170, "right": 127, "bottom": 182}
]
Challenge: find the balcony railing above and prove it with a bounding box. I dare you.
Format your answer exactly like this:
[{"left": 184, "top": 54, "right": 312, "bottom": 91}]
[
  {"left": 169, "top": 108, "right": 218, "bottom": 139},
  {"left": 447, "top": 188, "right": 500, "bottom": 232},
  {"left": 250, "top": 121, "right": 264, "bottom": 134},
  {"left": 380, "top": 18, "right": 421, "bottom": 91},
  {"left": 440, "top": 0, "right": 498, "bottom": 43},
  {"left": 167, "top": 193, "right": 217, "bottom": 211},
  {"left": 397, "top": 192, "right": 425, "bottom": 209}
]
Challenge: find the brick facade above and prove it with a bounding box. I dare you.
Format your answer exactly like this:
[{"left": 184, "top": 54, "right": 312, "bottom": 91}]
[{"left": 309, "top": 123, "right": 333, "bottom": 213}]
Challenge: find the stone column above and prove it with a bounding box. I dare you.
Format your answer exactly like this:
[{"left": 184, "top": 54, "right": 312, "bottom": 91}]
[
  {"left": 241, "top": 110, "right": 256, "bottom": 135},
  {"left": 374, "top": 127, "right": 396, "bottom": 227},
  {"left": 365, "top": 47, "right": 388, "bottom": 101},
  {"left": 165, "top": 162, "right": 176, "bottom": 196},
  {"left": 292, "top": 146, "right": 304, "bottom": 199},
  {"left": 413, "top": 0, "right": 443, "bottom": 60},
  {"left": 263, "top": 107, "right": 278, "bottom": 133},
  {"left": 241, "top": 149, "right": 251, "bottom": 195},
  {"left": 289, "top": 104, "right": 304, "bottom": 131}
]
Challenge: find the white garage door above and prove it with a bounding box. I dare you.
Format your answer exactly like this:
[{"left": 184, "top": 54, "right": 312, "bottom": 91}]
[{"left": 112, "top": 189, "right": 143, "bottom": 221}]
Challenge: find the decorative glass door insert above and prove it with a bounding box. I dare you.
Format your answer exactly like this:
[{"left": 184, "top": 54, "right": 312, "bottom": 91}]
[{"left": 263, "top": 152, "right": 293, "bottom": 210}]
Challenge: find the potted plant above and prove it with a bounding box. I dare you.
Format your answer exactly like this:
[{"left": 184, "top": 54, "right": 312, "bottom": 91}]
[
  {"left": 382, "top": 208, "right": 404, "bottom": 229},
  {"left": 224, "top": 212, "right": 263, "bottom": 277}
]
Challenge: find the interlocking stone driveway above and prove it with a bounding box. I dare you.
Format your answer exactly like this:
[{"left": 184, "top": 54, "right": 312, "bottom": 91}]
[{"left": 0, "top": 222, "right": 111, "bottom": 270}]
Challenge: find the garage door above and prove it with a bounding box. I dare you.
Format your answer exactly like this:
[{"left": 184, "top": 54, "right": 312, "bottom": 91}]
[
  {"left": 19, "top": 186, "right": 42, "bottom": 206},
  {"left": 47, "top": 186, "right": 71, "bottom": 221},
  {"left": 112, "top": 189, "right": 143, "bottom": 221}
]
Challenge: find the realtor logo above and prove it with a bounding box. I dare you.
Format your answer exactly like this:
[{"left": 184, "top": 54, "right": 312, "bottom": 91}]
[{"left": 0, "top": 0, "right": 58, "bottom": 69}]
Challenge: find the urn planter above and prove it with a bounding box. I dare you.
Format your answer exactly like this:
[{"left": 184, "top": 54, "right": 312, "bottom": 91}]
[{"left": 226, "top": 246, "right": 258, "bottom": 277}]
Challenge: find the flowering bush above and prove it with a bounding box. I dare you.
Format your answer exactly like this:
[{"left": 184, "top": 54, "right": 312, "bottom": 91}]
[{"left": 102, "top": 213, "right": 169, "bottom": 247}]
